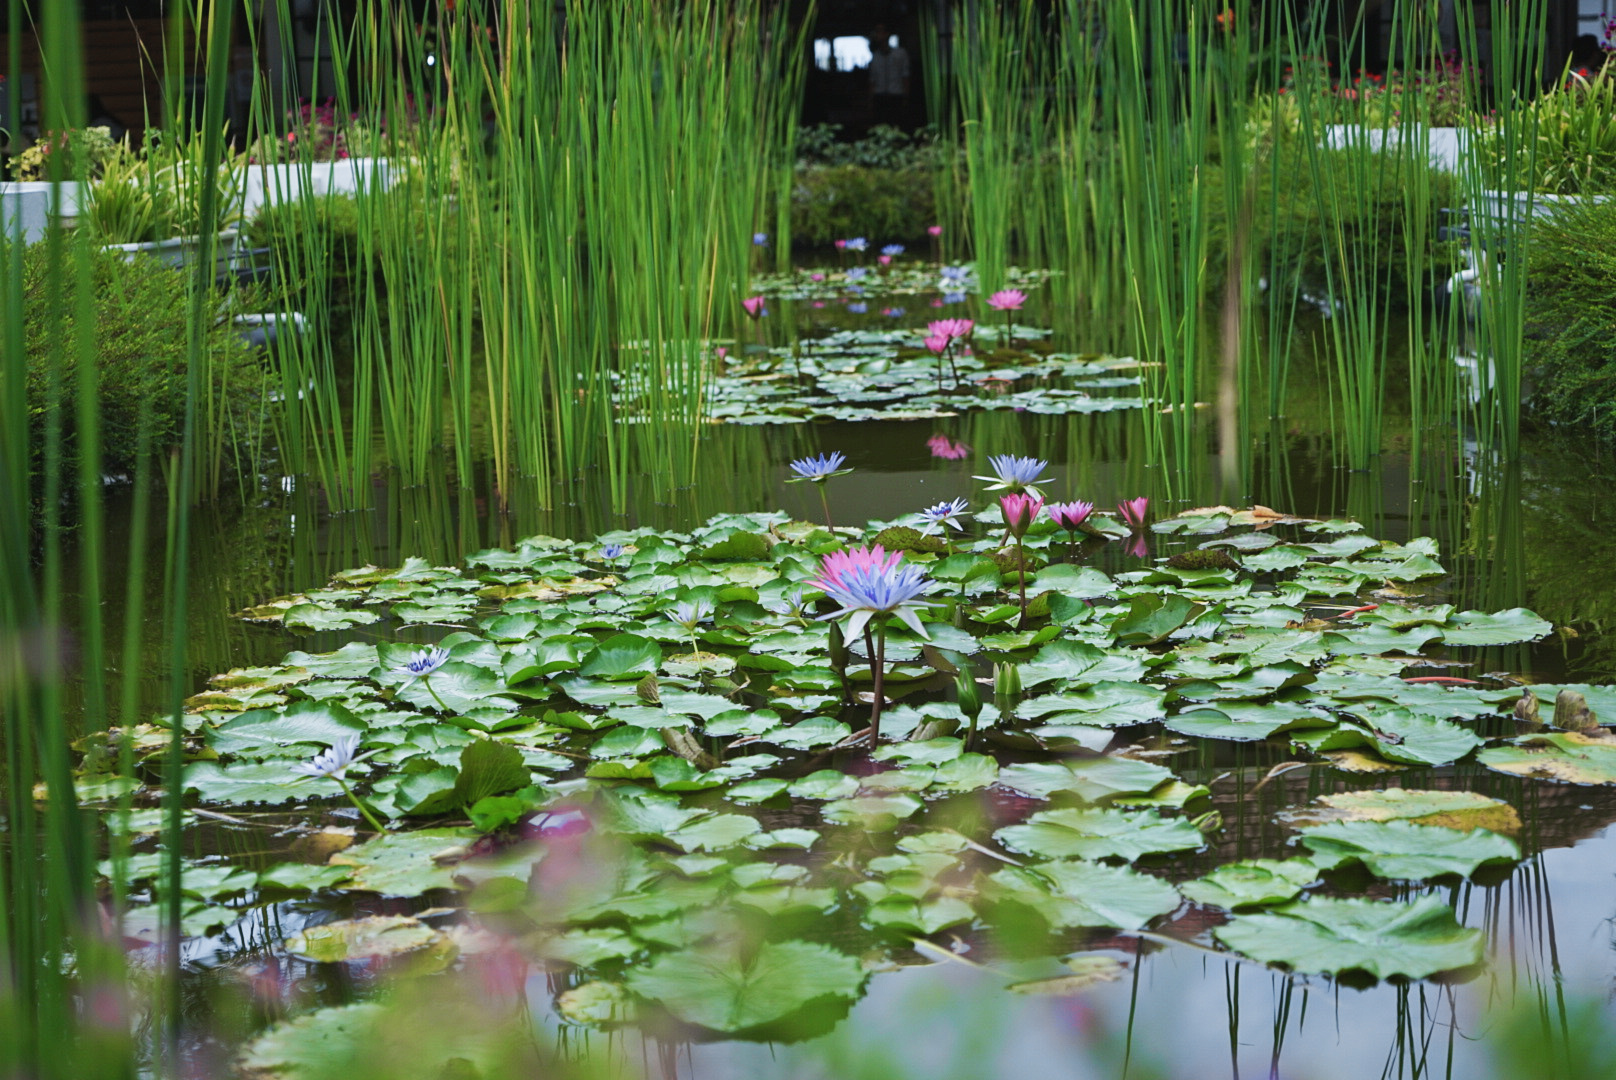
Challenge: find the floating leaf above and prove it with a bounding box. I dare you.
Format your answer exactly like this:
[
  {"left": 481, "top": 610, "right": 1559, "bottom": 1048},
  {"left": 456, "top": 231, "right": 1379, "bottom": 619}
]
[
  {"left": 329, "top": 829, "right": 477, "bottom": 897},
  {"left": 579, "top": 634, "right": 664, "bottom": 681},
  {"left": 1214, "top": 897, "right": 1483, "bottom": 979},
  {"left": 998, "top": 757, "right": 1179, "bottom": 804},
  {"left": 1005, "top": 954, "right": 1126, "bottom": 995},
  {"left": 1297, "top": 820, "right": 1520, "bottom": 880},
  {"left": 626, "top": 940, "right": 865, "bottom": 1033},
  {"left": 1279, "top": 788, "right": 1522, "bottom": 834},
  {"left": 1477, "top": 731, "right": 1616, "bottom": 785},
  {"left": 994, "top": 808, "right": 1204, "bottom": 862},
  {"left": 1180, "top": 859, "right": 1318, "bottom": 909},
  {"left": 980, "top": 862, "right": 1181, "bottom": 930},
  {"left": 283, "top": 915, "right": 448, "bottom": 964}
]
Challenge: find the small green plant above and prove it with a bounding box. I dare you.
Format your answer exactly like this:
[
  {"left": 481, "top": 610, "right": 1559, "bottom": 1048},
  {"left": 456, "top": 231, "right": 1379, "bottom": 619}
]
[
  {"left": 10, "top": 124, "right": 118, "bottom": 180},
  {"left": 83, "top": 133, "right": 246, "bottom": 243},
  {"left": 1484, "top": 60, "right": 1616, "bottom": 195},
  {"left": 1522, "top": 198, "right": 1616, "bottom": 435},
  {"left": 13, "top": 234, "right": 269, "bottom": 503}
]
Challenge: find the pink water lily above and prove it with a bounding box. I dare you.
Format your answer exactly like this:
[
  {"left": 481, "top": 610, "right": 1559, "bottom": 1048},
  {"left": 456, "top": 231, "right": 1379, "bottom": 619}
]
[
  {"left": 1117, "top": 496, "right": 1150, "bottom": 530},
  {"left": 1047, "top": 501, "right": 1094, "bottom": 531},
  {"left": 1000, "top": 493, "right": 1045, "bottom": 539},
  {"left": 927, "top": 225, "right": 943, "bottom": 237},
  {"left": 987, "top": 289, "right": 1027, "bottom": 311},
  {"left": 810, "top": 272, "right": 825, "bottom": 282},
  {"left": 878, "top": 254, "right": 893, "bottom": 266},
  {"left": 921, "top": 334, "right": 948, "bottom": 355},
  {"left": 741, "top": 296, "right": 767, "bottom": 319},
  {"left": 834, "top": 239, "right": 847, "bottom": 251},
  {"left": 927, "top": 434, "right": 970, "bottom": 460},
  {"left": 928, "top": 318, "right": 974, "bottom": 341}
]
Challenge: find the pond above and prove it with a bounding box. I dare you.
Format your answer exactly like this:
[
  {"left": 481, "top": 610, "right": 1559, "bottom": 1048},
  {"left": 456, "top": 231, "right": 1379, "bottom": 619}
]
[{"left": 76, "top": 269, "right": 1616, "bottom": 1080}]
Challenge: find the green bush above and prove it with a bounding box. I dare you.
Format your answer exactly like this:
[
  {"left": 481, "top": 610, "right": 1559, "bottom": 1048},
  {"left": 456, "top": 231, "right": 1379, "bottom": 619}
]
[
  {"left": 1522, "top": 200, "right": 1616, "bottom": 435},
  {"left": 790, "top": 164, "right": 940, "bottom": 246},
  {"left": 1202, "top": 137, "right": 1462, "bottom": 301},
  {"left": 15, "top": 236, "right": 268, "bottom": 499}
]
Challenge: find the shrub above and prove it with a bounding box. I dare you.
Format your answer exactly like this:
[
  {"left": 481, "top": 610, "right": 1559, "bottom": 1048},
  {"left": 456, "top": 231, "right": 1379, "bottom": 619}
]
[
  {"left": 14, "top": 235, "right": 269, "bottom": 503},
  {"left": 1482, "top": 59, "right": 1616, "bottom": 195},
  {"left": 790, "top": 163, "right": 939, "bottom": 246},
  {"left": 1521, "top": 199, "right": 1616, "bottom": 435}
]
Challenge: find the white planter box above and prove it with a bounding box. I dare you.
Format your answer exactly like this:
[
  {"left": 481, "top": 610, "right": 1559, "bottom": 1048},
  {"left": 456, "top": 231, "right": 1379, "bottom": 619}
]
[
  {"left": 240, "top": 158, "right": 400, "bottom": 219},
  {"left": 103, "top": 229, "right": 241, "bottom": 269},
  {"left": 1471, "top": 189, "right": 1614, "bottom": 227},
  {"left": 1322, "top": 124, "right": 1473, "bottom": 173},
  {"left": 0, "top": 181, "right": 83, "bottom": 243}
]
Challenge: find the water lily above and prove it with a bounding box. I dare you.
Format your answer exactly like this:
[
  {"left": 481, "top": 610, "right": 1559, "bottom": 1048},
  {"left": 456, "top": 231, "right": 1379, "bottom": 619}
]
[
  {"left": 927, "top": 433, "right": 970, "bottom": 460},
  {"left": 1047, "top": 500, "right": 1095, "bottom": 557},
  {"left": 808, "top": 545, "right": 937, "bottom": 745},
  {"left": 809, "top": 545, "right": 935, "bottom": 639},
  {"left": 752, "top": 232, "right": 769, "bottom": 246},
  {"left": 928, "top": 318, "right": 973, "bottom": 341},
  {"left": 974, "top": 454, "right": 1052, "bottom": 498},
  {"left": 741, "top": 295, "right": 768, "bottom": 319},
  {"left": 923, "top": 334, "right": 950, "bottom": 354},
  {"left": 988, "top": 288, "right": 1027, "bottom": 347},
  {"left": 1000, "top": 492, "right": 1045, "bottom": 539},
  {"left": 599, "top": 542, "right": 625, "bottom": 561},
  {"left": 846, "top": 267, "right": 869, "bottom": 281},
  {"left": 878, "top": 255, "right": 893, "bottom": 266},
  {"left": 669, "top": 598, "right": 714, "bottom": 628},
  {"left": 845, "top": 237, "right": 868, "bottom": 252},
  {"left": 787, "top": 451, "right": 851, "bottom": 527},
  {"left": 291, "top": 734, "right": 362, "bottom": 780},
  {"left": 1047, "top": 501, "right": 1094, "bottom": 532},
  {"left": 788, "top": 451, "right": 849, "bottom": 482},
  {"left": 882, "top": 243, "right": 904, "bottom": 257},
  {"left": 884, "top": 306, "right": 905, "bottom": 318},
  {"left": 291, "top": 735, "right": 387, "bottom": 834},
  {"left": 928, "top": 225, "right": 943, "bottom": 237},
  {"left": 917, "top": 497, "right": 971, "bottom": 536},
  {"left": 835, "top": 239, "right": 847, "bottom": 251},
  {"left": 1000, "top": 493, "right": 1044, "bottom": 623},
  {"left": 397, "top": 645, "right": 449, "bottom": 681},
  {"left": 810, "top": 272, "right": 825, "bottom": 282},
  {"left": 1117, "top": 496, "right": 1150, "bottom": 530},
  {"left": 941, "top": 265, "right": 969, "bottom": 282},
  {"left": 847, "top": 302, "right": 868, "bottom": 314},
  {"left": 942, "top": 290, "right": 967, "bottom": 304}
]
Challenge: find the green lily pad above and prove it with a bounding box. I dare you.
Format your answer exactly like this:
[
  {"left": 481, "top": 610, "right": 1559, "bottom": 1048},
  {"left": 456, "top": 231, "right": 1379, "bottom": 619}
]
[
  {"left": 283, "top": 915, "right": 447, "bottom": 964},
  {"left": 1296, "top": 820, "right": 1520, "bottom": 880},
  {"left": 625, "top": 940, "right": 866, "bottom": 1034},
  {"left": 1477, "top": 731, "right": 1616, "bottom": 785},
  {"left": 1180, "top": 859, "right": 1318, "bottom": 909},
  {"left": 328, "top": 829, "right": 478, "bottom": 897},
  {"left": 998, "top": 757, "right": 1178, "bottom": 804},
  {"left": 1279, "top": 788, "right": 1523, "bottom": 834},
  {"left": 579, "top": 634, "right": 664, "bottom": 681},
  {"left": 980, "top": 862, "right": 1181, "bottom": 930},
  {"left": 186, "top": 761, "right": 341, "bottom": 806},
  {"left": 1213, "top": 896, "right": 1484, "bottom": 979},
  {"left": 994, "top": 807, "right": 1205, "bottom": 862}
]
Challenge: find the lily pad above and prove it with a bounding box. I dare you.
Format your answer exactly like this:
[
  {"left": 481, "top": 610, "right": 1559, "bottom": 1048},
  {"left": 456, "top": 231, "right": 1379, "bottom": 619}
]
[
  {"left": 994, "top": 807, "right": 1205, "bottom": 862},
  {"left": 283, "top": 915, "right": 448, "bottom": 964},
  {"left": 1477, "top": 731, "right": 1616, "bottom": 785},
  {"left": 1213, "top": 896, "right": 1484, "bottom": 979},
  {"left": 1279, "top": 788, "right": 1522, "bottom": 834},
  {"left": 980, "top": 861, "right": 1181, "bottom": 930},
  {"left": 1297, "top": 820, "right": 1520, "bottom": 880},
  {"left": 625, "top": 940, "right": 866, "bottom": 1034},
  {"left": 1180, "top": 859, "right": 1318, "bottom": 909}
]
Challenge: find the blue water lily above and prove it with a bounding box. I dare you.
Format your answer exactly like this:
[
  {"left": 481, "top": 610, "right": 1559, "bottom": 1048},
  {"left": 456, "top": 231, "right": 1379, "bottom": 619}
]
[
  {"left": 974, "top": 454, "right": 1053, "bottom": 499},
  {"left": 787, "top": 451, "right": 850, "bottom": 483},
  {"left": 917, "top": 497, "right": 972, "bottom": 536}
]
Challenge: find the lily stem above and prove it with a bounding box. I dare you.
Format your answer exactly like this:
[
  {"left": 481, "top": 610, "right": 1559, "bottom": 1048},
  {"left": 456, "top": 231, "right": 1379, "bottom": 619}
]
[
  {"left": 818, "top": 484, "right": 834, "bottom": 530},
  {"left": 335, "top": 777, "right": 389, "bottom": 835},
  {"left": 422, "top": 674, "right": 452, "bottom": 715},
  {"left": 1015, "top": 538, "right": 1028, "bottom": 625},
  {"left": 869, "top": 619, "right": 887, "bottom": 748}
]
